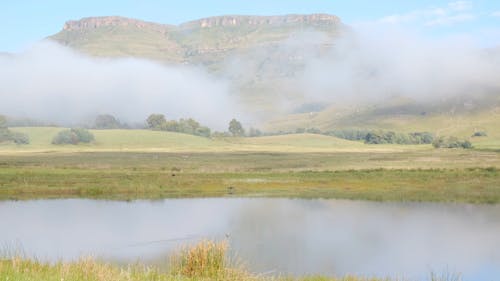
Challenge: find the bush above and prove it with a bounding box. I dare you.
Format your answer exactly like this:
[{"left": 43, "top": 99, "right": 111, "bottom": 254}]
[
  {"left": 52, "top": 128, "right": 94, "bottom": 145},
  {"left": 0, "top": 116, "right": 30, "bottom": 145},
  {"left": 432, "top": 136, "right": 472, "bottom": 149},
  {"left": 72, "top": 128, "right": 95, "bottom": 143},
  {"left": 248, "top": 127, "right": 263, "bottom": 137},
  {"left": 145, "top": 114, "right": 212, "bottom": 138},
  {"left": 472, "top": 131, "right": 487, "bottom": 137},
  {"left": 322, "top": 129, "right": 434, "bottom": 144},
  {"left": 94, "top": 114, "right": 122, "bottom": 129},
  {"left": 11, "top": 132, "right": 30, "bottom": 144}
]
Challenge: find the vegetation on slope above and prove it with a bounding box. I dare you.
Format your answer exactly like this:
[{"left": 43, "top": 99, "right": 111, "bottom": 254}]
[{"left": 0, "top": 115, "right": 29, "bottom": 145}]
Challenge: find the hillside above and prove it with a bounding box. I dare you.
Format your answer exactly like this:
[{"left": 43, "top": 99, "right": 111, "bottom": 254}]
[
  {"left": 48, "top": 15, "right": 500, "bottom": 141},
  {"left": 265, "top": 94, "right": 500, "bottom": 146},
  {"left": 4, "top": 127, "right": 396, "bottom": 153},
  {"left": 51, "top": 15, "right": 344, "bottom": 67}
]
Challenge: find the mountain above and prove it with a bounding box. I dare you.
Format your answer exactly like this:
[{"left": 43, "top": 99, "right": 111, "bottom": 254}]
[
  {"left": 48, "top": 15, "right": 500, "bottom": 144},
  {"left": 50, "top": 15, "right": 344, "bottom": 67},
  {"left": 50, "top": 15, "right": 346, "bottom": 117}
]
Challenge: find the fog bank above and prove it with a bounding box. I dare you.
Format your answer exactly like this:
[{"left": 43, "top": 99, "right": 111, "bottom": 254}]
[
  {"left": 299, "top": 26, "right": 500, "bottom": 104},
  {"left": 0, "top": 41, "right": 238, "bottom": 129}
]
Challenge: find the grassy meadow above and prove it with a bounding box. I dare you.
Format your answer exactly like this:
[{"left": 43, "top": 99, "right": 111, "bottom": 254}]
[{"left": 0, "top": 127, "right": 498, "bottom": 203}]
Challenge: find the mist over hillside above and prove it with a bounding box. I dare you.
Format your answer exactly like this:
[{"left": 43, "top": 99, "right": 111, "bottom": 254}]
[{"left": 0, "top": 14, "right": 499, "bottom": 132}]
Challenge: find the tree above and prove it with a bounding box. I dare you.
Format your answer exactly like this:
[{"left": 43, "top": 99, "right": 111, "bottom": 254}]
[
  {"left": 0, "top": 115, "right": 6, "bottom": 129},
  {"left": 94, "top": 114, "right": 121, "bottom": 129},
  {"left": 0, "top": 115, "right": 30, "bottom": 145},
  {"left": 248, "top": 127, "right": 263, "bottom": 137},
  {"left": 146, "top": 114, "right": 166, "bottom": 130},
  {"left": 52, "top": 128, "right": 94, "bottom": 145},
  {"left": 228, "top": 118, "right": 244, "bottom": 137}
]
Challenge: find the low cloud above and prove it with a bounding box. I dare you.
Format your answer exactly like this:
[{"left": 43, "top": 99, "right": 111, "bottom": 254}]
[
  {"left": 0, "top": 41, "right": 239, "bottom": 129},
  {"left": 379, "top": 1, "right": 475, "bottom": 26},
  {"left": 296, "top": 25, "right": 500, "bottom": 104}
]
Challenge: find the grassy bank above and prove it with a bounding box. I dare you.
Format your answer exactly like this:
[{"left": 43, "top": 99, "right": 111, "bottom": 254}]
[
  {"left": 0, "top": 164, "right": 498, "bottom": 203},
  {"left": 0, "top": 240, "right": 456, "bottom": 281}
]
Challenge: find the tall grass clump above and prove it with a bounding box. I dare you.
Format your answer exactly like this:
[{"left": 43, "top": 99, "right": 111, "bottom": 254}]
[
  {"left": 169, "top": 239, "right": 238, "bottom": 278},
  {"left": 430, "top": 270, "right": 462, "bottom": 281}
]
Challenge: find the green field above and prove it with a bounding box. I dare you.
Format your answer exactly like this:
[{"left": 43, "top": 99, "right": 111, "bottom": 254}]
[
  {"left": 0, "top": 127, "right": 499, "bottom": 203},
  {"left": 4, "top": 126, "right": 500, "bottom": 152}
]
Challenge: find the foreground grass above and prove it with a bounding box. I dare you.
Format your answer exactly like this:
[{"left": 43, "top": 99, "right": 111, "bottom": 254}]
[{"left": 0, "top": 240, "right": 441, "bottom": 281}]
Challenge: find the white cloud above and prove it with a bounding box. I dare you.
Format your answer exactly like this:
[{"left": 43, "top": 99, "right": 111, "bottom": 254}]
[
  {"left": 492, "top": 11, "right": 500, "bottom": 17},
  {"left": 425, "top": 13, "right": 476, "bottom": 26},
  {"left": 379, "top": 1, "right": 475, "bottom": 27},
  {"left": 448, "top": 1, "right": 473, "bottom": 11}
]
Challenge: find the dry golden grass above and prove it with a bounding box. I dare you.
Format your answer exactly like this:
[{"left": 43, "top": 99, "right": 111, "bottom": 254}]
[{"left": 0, "top": 241, "right": 413, "bottom": 281}]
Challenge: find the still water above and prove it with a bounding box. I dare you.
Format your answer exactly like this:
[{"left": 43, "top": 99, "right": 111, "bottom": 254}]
[{"left": 1, "top": 198, "right": 499, "bottom": 280}]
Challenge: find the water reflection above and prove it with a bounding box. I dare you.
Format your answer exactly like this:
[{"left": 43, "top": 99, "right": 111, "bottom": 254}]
[{"left": 1, "top": 198, "right": 499, "bottom": 280}]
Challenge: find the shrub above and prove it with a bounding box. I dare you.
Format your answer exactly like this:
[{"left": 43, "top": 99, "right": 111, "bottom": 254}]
[
  {"left": 72, "top": 128, "right": 95, "bottom": 143},
  {"left": 248, "top": 127, "right": 263, "bottom": 137},
  {"left": 11, "top": 132, "right": 30, "bottom": 144},
  {"left": 94, "top": 114, "right": 121, "bottom": 129},
  {"left": 0, "top": 116, "right": 30, "bottom": 145},
  {"left": 52, "top": 128, "right": 94, "bottom": 145},
  {"left": 146, "top": 114, "right": 212, "bottom": 138},
  {"left": 472, "top": 131, "right": 487, "bottom": 137},
  {"left": 195, "top": 126, "right": 211, "bottom": 138},
  {"left": 432, "top": 136, "right": 472, "bottom": 149}
]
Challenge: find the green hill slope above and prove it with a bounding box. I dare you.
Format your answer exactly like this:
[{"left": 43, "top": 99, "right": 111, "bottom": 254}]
[{"left": 3, "top": 127, "right": 420, "bottom": 153}]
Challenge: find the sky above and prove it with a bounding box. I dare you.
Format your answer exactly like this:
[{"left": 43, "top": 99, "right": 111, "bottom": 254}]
[{"left": 2, "top": 0, "right": 500, "bottom": 52}]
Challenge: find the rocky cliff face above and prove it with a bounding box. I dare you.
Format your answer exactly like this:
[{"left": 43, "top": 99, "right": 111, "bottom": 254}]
[
  {"left": 63, "top": 16, "right": 172, "bottom": 32},
  {"left": 180, "top": 14, "right": 341, "bottom": 29}
]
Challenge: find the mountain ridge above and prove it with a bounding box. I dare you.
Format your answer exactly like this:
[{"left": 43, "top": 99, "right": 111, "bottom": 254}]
[
  {"left": 50, "top": 14, "right": 344, "bottom": 64},
  {"left": 61, "top": 14, "right": 342, "bottom": 31}
]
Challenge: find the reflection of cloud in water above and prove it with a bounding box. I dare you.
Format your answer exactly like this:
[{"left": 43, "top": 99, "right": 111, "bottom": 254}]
[{"left": 0, "top": 199, "right": 499, "bottom": 280}]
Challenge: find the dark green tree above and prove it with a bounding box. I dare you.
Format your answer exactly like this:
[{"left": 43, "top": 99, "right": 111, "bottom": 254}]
[
  {"left": 94, "top": 114, "right": 121, "bottom": 129},
  {"left": 228, "top": 118, "right": 245, "bottom": 137},
  {"left": 146, "top": 114, "right": 167, "bottom": 130}
]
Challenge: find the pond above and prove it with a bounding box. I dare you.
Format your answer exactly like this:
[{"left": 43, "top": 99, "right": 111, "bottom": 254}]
[{"left": 1, "top": 198, "right": 499, "bottom": 280}]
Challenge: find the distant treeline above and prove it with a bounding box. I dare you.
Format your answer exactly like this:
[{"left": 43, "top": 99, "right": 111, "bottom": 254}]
[
  {"left": 146, "top": 114, "right": 211, "bottom": 137},
  {"left": 272, "top": 128, "right": 436, "bottom": 145}
]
